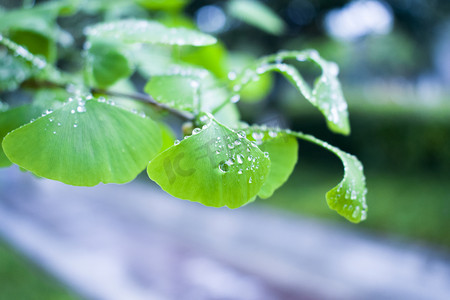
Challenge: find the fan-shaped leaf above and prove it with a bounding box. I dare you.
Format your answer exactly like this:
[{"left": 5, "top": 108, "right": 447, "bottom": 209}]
[
  {"left": 290, "top": 131, "right": 367, "bottom": 223},
  {"left": 3, "top": 96, "right": 162, "bottom": 186},
  {"left": 85, "top": 40, "right": 133, "bottom": 88},
  {"left": 85, "top": 19, "right": 217, "bottom": 46},
  {"left": 227, "top": 0, "right": 286, "bottom": 35},
  {"left": 246, "top": 128, "right": 298, "bottom": 198},
  {"left": 147, "top": 116, "right": 270, "bottom": 208},
  {"left": 233, "top": 50, "right": 350, "bottom": 135},
  {"left": 144, "top": 74, "right": 200, "bottom": 112}
]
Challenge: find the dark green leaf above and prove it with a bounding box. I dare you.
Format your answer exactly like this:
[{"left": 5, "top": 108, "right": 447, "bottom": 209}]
[{"left": 86, "top": 40, "right": 134, "bottom": 88}]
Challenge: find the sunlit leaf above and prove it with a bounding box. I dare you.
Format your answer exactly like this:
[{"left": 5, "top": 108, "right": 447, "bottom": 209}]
[
  {"left": 85, "top": 19, "right": 217, "bottom": 46},
  {"left": 227, "top": 0, "right": 286, "bottom": 35},
  {"left": 3, "top": 96, "right": 162, "bottom": 186},
  {"left": 233, "top": 50, "right": 350, "bottom": 135},
  {"left": 246, "top": 127, "right": 298, "bottom": 198},
  {"left": 147, "top": 116, "right": 270, "bottom": 208},
  {"left": 85, "top": 40, "right": 134, "bottom": 88},
  {"left": 290, "top": 131, "right": 367, "bottom": 223}
]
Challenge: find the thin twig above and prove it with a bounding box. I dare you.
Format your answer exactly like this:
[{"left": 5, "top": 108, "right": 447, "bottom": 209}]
[{"left": 91, "top": 88, "right": 195, "bottom": 121}]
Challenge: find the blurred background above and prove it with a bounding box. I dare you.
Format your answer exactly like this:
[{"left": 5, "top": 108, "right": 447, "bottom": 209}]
[{"left": 0, "top": 0, "right": 449, "bottom": 299}]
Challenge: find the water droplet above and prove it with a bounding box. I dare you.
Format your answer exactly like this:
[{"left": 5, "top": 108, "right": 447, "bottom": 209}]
[
  {"left": 192, "top": 128, "right": 201, "bottom": 135},
  {"left": 228, "top": 143, "right": 235, "bottom": 149},
  {"left": 252, "top": 131, "right": 264, "bottom": 141},
  {"left": 57, "top": 122, "right": 61, "bottom": 126},
  {"left": 52, "top": 131, "right": 56, "bottom": 134},
  {"left": 248, "top": 155, "right": 253, "bottom": 161},
  {"left": 218, "top": 161, "right": 229, "bottom": 173},
  {"left": 73, "top": 124, "right": 78, "bottom": 128},
  {"left": 71, "top": 109, "right": 75, "bottom": 114},
  {"left": 49, "top": 118, "right": 54, "bottom": 122},
  {"left": 237, "top": 131, "right": 246, "bottom": 139},
  {"left": 228, "top": 72, "right": 237, "bottom": 80},
  {"left": 238, "top": 169, "right": 243, "bottom": 174},
  {"left": 264, "top": 152, "right": 270, "bottom": 158},
  {"left": 269, "top": 131, "right": 277, "bottom": 138},
  {"left": 230, "top": 95, "right": 240, "bottom": 103},
  {"left": 174, "top": 139, "right": 180, "bottom": 145},
  {"left": 98, "top": 97, "right": 106, "bottom": 103},
  {"left": 236, "top": 154, "right": 244, "bottom": 164},
  {"left": 248, "top": 177, "right": 252, "bottom": 183},
  {"left": 234, "top": 139, "right": 241, "bottom": 146},
  {"left": 77, "top": 105, "right": 86, "bottom": 113}
]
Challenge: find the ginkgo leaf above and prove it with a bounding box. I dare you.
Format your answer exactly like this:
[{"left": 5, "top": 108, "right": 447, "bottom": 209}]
[
  {"left": 147, "top": 116, "right": 270, "bottom": 208},
  {"left": 85, "top": 19, "right": 217, "bottom": 46},
  {"left": 85, "top": 39, "right": 134, "bottom": 88},
  {"left": 227, "top": 0, "right": 286, "bottom": 35},
  {"left": 246, "top": 127, "right": 298, "bottom": 198},
  {"left": 144, "top": 74, "right": 200, "bottom": 111},
  {"left": 233, "top": 50, "right": 350, "bottom": 135},
  {"left": 0, "top": 105, "right": 33, "bottom": 167},
  {"left": 3, "top": 96, "right": 162, "bottom": 186},
  {"left": 290, "top": 131, "right": 367, "bottom": 223}
]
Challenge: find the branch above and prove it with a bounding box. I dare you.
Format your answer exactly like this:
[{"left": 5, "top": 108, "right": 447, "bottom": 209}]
[{"left": 91, "top": 88, "right": 195, "bottom": 121}]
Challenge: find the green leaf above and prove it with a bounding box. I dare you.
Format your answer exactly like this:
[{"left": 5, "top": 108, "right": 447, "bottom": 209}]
[
  {"left": 0, "top": 49, "right": 32, "bottom": 92},
  {"left": 227, "top": 0, "right": 286, "bottom": 35},
  {"left": 135, "top": 0, "right": 190, "bottom": 11},
  {"left": 144, "top": 74, "right": 200, "bottom": 112},
  {"left": 2, "top": 96, "right": 162, "bottom": 186},
  {"left": 246, "top": 128, "right": 298, "bottom": 198},
  {"left": 85, "top": 19, "right": 217, "bottom": 46},
  {"left": 86, "top": 40, "right": 134, "bottom": 88},
  {"left": 9, "top": 29, "right": 57, "bottom": 63},
  {"left": 290, "top": 131, "right": 367, "bottom": 223},
  {"left": 0, "top": 105, "right": 34, "bottom": 168},
  {"left": 147, "top": 116, "right": 270, "bottom": 208},
  {"left": 234, "top": 50, "right": 350, "bottom": 135},
  {"left": 179, "top": 43, "right": 229, "bottom": 79}
]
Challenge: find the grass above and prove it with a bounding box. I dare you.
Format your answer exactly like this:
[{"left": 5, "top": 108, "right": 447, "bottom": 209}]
[
  {"left": 0, "top": 241, "right": 82, "bottom": 300},
  {"left": 261, "top": 164, "right": 450, "bottom": 250}
]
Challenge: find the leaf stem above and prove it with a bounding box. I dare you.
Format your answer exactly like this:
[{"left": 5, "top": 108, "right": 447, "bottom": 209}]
[{"left": 91, "top": 88, "right": 195, "bottom": 121}]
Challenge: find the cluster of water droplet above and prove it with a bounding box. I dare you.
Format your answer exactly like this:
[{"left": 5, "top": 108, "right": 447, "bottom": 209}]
[{"left": 85, "top": 19, "right": 216, "bottom": 47}]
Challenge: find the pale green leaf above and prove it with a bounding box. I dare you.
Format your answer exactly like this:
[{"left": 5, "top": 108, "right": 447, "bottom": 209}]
[
  {"left": 227, "top": 0, "right": 286, "bottom": 35},
  {"left": 0, "top": 105, "right": 34, "bottom": 167},
  {"left": 85, "top": 19, "right": 217, "bottom": 46},
  {"left": 144, "top": 74, "right": 200, "bottom": 112},
  {"left": 233, "top": 50, "right": 350, "bottom": 135},
  {"left": 3, "top": 96, "right": 162, "bottom": 186},
  {"left": 245, "top": 128, "right": 298, "bottom": 198},
  {"left": 291, "top": 131, "right": 367, "bottom": 223},
  {"left": 147, "top": 116, "right": 270, "bottom": 208},
  {"left": 0, "top": 49, "right": 32, "bottom": 92}
]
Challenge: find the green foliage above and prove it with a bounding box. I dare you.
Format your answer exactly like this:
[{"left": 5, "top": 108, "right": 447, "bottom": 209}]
[
  {"left": 85, "top": 19, "right": 217, "bottom": 46},
  {"left": 227, "top": 0, "right": 286, "bottom": 35},
  {"left": 0, "top": 0, "right": 367, "bottom": 223}
]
